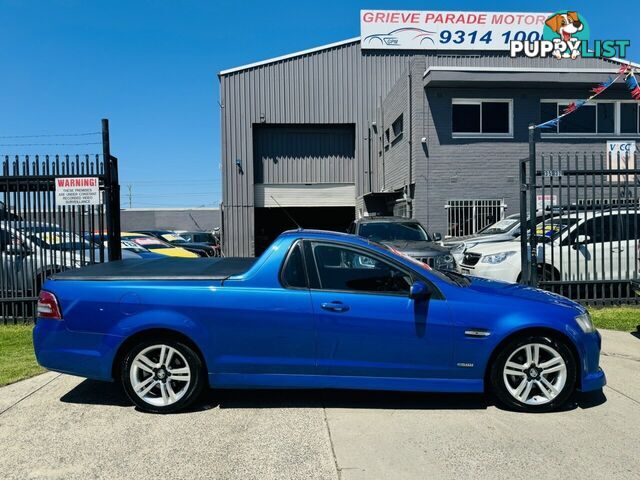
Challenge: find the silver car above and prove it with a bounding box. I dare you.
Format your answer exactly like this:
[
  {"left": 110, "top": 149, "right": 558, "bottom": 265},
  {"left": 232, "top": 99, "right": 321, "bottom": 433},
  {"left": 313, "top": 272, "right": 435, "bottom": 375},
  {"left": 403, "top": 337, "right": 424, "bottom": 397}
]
[
  {"left": 0, "top": 222, "right": 102, "bottom": 294},
  {"left": 445, "top": 214, "right": 534, "bottom": 264}
]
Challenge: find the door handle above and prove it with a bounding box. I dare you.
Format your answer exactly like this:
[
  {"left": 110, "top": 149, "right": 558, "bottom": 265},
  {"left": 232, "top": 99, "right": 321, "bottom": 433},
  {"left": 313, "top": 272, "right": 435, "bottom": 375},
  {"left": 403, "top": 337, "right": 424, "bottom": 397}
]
[{"left": 321, "top": 301, "right": 350, "bottom": 313}]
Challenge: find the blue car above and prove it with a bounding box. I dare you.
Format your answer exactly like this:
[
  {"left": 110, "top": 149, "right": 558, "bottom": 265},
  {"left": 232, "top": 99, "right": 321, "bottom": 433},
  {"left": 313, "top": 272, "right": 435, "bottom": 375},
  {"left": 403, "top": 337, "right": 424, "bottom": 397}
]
[{"left": 33, "top": 230, "right": 605, "bottom": 413}]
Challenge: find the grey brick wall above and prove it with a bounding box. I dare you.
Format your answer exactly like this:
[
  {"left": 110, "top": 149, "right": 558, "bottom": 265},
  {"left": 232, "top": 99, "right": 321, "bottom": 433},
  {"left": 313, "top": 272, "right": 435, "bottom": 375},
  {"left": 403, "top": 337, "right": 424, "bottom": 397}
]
[{"left": 412, "top": 86, "right": 637, "bottom": 236}]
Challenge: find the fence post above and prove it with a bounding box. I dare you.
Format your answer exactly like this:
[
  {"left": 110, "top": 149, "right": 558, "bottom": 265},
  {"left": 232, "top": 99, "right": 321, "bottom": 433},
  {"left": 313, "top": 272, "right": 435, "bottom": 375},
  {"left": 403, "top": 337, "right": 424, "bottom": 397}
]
[
  {"left": 528, "top": 124, "right": 538, "bottom": 287},
  {"left": 519, "top": 157, "right": 529, "bottom": 284},
  {"left": 102, "top": 119, "right": 122, "bottom": 261}
]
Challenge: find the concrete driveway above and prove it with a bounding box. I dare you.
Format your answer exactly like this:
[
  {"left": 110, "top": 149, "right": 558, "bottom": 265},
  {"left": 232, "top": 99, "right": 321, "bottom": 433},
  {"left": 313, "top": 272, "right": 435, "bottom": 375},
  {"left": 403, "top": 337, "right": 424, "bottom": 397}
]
[{"left": 1, "top": 329, "right": 638, "bottom": 480}]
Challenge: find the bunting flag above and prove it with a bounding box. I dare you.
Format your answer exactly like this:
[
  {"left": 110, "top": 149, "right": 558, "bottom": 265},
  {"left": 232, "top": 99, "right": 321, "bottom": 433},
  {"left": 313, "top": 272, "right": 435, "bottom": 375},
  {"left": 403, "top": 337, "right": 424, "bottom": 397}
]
[
  {"left": 626, "top": 72, "right": 640, "bottom": 100},
  {"left": 534, "top": 60, "right": 640, "bottom": 130}
]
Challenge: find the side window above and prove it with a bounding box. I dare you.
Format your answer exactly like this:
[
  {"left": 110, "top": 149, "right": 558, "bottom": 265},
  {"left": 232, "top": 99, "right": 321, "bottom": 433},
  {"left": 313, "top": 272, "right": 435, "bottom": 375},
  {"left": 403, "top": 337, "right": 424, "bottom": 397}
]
[
  {"left": 574, "top": 216, "right": 617, "bottom": 243},
  {"left": 281, "top": 242, "right": 307, "bottom": 288},
  {"left": 310, "top": 242, "right": 412, "bottom": 295},
  {"left": 619, "top": 214, "right": 640, "bottom": 241}
]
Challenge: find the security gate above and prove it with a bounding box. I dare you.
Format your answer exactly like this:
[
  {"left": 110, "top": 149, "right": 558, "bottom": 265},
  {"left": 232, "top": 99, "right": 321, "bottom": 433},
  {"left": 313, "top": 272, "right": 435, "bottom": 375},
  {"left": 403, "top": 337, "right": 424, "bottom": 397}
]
[
  {"left": 0, "top": 119, "right": 121, "bottom": 323},
  {"left": 521, "top": 132, "right": 640, "bottom": 305}
]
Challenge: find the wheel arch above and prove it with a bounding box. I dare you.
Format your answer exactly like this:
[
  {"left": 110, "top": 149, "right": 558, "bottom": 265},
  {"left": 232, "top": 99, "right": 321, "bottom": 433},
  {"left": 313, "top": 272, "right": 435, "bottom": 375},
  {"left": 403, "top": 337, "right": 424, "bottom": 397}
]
[
  {"left": 483, "top": 326, "right": 581, "bottom": 390},
  {"left": 111, "top": 328, "right": 208, "bottom": 381}
]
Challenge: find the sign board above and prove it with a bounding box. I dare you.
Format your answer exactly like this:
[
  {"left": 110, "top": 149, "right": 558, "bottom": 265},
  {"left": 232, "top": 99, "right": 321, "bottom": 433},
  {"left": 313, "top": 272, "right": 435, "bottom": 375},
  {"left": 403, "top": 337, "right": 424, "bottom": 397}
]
[
  {"left": 55, "top": 177, "right": 101, "bottom": 206},
  {"left": 536, "top": 194, "right": 558, "bottom": 211},
  {"left": 607, "top": 140, "right": 636, "bottom": 183},
  {"left": 361, "top": 10, "right": 549, "bottom": 50}
]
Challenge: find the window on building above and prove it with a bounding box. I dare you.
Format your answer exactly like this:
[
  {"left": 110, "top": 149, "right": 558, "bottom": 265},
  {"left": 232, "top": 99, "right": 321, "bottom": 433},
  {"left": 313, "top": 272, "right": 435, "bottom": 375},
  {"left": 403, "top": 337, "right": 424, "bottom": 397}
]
[
  {"left": 446, "top": 199, "right": 506, "bottom": 237},
  {"left": 540, "top": 101, "right": 640, "bottom": 135},
  {"left": 452, "top": 100, "right": 512, "bottom": 137},
  {"left": 392, "top": 114, "right": 403, "bottom": 137}
]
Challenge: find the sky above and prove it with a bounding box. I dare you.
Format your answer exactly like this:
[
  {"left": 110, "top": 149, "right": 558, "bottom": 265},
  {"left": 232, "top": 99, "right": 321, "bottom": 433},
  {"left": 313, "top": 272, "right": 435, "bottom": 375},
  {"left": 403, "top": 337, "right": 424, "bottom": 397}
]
[{"left": 2, "top": 0, "right": 639, "bottom": 208}]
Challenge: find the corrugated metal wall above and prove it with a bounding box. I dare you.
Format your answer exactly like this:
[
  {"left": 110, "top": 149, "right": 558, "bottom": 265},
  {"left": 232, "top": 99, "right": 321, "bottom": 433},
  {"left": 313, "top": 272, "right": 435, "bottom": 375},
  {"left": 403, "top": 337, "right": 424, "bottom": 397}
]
[
  {"left": 220, "top": 41, "right": 413, "bottom": 256},
  {"left": 253, "top": 125, "right": 355, "bottom": 184}
]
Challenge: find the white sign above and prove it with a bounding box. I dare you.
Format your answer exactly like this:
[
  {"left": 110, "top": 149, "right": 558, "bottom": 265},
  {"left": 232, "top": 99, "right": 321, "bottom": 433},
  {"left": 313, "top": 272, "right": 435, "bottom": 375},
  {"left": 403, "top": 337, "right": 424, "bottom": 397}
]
[
  {"left": 361, "top": 10, "right": 550, "bottom": 50},
  {"left": 536, "top": 194, "right": 558, "bottom": 211},
  {"left": 607, "top": 140, "right": 636, "bottom": 159},
  {"left": 607, "top": 140, "right": 636, "bottom": 183},
  {"left": 55, "top": 177, "right": 101, "bottom": 206}
]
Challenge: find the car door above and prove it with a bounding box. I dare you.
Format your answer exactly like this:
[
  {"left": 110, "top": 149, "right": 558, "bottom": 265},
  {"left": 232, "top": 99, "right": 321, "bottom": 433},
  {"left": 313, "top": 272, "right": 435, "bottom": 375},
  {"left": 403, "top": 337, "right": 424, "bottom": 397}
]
[
  {"left": 307, "top": 241, "right": 453, "bottom": 379},
  {"left": 560, "top": 216, "right": 616, "bottom": 281},
  {"left": 618, "top": 213, "right": 639, "bottom": 280}
]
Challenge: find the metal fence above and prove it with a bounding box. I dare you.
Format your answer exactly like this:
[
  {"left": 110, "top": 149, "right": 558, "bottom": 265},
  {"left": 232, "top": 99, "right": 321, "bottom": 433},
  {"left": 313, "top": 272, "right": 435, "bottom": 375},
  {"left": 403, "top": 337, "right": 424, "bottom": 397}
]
[
  {"left": 1, "top": 120, "right": 121, "bottom": 323},
  {"left": 446, "top": 199, "right": 506, "bottom": 237},
  {"left": 520, "top": 137, "right": 640, "bottom": 305}
]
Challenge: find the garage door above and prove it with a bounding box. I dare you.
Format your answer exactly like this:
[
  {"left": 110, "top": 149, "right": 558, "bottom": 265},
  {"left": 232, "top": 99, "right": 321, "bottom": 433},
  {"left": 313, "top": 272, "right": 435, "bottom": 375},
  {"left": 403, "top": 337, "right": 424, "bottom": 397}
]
[
  {"left": 254, "top": 124, "right": 354, "bottom": 182},
  {"left": 255, "top": 183, "right": 355, "bottom": 207}
]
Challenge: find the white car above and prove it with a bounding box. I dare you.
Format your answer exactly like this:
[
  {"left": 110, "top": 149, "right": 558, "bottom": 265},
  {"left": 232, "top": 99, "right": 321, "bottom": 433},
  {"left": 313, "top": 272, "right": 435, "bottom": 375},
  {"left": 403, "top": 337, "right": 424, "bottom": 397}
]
[{"left": 458, "top": 209, "right": 640, "bottom": 283}]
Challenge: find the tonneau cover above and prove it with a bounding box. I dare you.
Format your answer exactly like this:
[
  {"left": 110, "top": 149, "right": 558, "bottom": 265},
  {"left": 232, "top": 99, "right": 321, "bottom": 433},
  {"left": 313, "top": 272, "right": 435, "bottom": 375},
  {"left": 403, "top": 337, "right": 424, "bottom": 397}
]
[{"left": 51, "top": 257, "right": 256, "bottom": 281}]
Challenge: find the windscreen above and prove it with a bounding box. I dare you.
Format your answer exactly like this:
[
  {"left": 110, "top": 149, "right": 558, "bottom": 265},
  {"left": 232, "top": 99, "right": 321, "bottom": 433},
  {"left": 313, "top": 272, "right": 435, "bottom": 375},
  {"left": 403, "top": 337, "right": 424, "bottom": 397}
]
[{"left": 359, "top": 222, "right": 431, "bottom": 242}]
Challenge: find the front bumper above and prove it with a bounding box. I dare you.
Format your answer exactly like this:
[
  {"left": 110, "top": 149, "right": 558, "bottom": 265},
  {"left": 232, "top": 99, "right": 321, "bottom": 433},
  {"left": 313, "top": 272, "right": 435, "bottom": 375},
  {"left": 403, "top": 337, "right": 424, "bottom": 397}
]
[
  {"left": 33, "top": 319, "right": 123, "bottom": 381},
  {"left": 577, "top": 329, "right": 606, "bottom": 392},
  {"left": 457, "top": 261, "right": 519, "bottom": 283}
]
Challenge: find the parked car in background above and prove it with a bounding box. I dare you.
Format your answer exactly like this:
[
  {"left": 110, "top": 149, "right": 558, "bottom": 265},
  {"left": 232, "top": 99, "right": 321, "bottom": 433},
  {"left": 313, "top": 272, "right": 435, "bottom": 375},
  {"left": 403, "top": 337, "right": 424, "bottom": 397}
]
[
  {"left": 131, "top": 230, "right": 216, "bottom": 257},
  {"left": 446, "top": 213, "right": 547, "bottom": 264},
  {"left": 1, "top": 222, "right": 99, "bottom": 294},
  {"left": 121, "top": 232, "right": 198, "bottom": 258},
  {"left": 459, "top": 209, "right": 640, "bottom": 283},
  {"left": 348, "top": 216, "right": 455, "bottom": 271},
  {"left": 174, "top": 230, "right": 221, "bottom": 256},
  {"left": 34, "top": 229, "right": 605, "bottom": 414},
  {"left": 84, "top": 232, "right": 164, "bottom": 259}
]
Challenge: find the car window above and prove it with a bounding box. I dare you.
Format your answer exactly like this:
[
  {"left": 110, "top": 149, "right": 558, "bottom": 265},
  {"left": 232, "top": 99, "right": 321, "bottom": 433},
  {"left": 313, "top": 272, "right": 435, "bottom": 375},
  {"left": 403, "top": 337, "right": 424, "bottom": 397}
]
[
  {"left": 281, "top": 242, "right": 307, "bottom": 288},
  {"left": 310, "top": 242, "right": 412, "bottom": 295},
  {"left": 569, "top": 216, "right": 617, "bottom": 243},
  {"left": 479, "top": 218, "right": 519, "bottom": 235},
  {"left": 358, "top": 222, "right": 431, "bottom": 242},
  {"left": 618, "top": 213, "right": 640, "bottom": 241}
]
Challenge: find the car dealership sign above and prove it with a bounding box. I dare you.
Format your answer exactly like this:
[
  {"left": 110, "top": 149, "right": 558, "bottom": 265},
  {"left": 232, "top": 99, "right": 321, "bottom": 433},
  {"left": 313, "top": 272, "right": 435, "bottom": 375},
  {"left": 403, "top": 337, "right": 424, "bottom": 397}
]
[{"left": 361, "top": 10, "right": 549, "bottom": 50}]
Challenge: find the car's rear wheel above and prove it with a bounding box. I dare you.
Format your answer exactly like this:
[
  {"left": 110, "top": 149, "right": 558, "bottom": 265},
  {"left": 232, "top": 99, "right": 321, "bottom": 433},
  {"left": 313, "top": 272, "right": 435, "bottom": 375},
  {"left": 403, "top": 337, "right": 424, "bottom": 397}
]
[
  {"left": 490, "top": 334, "right": 577, "bottom": 412},
  {"left": 121, "top": 339, "right": 204, "bottom": 413}
]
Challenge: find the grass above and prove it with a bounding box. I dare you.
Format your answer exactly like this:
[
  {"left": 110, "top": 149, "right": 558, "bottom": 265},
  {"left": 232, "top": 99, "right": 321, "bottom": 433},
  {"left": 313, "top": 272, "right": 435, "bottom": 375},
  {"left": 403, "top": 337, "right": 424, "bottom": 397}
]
[
  {"left": 588, "top": 307, "right": 640, "bottom": 332},
  {"left": 0, "top": 324, "right": 45, "bottom": 387}
]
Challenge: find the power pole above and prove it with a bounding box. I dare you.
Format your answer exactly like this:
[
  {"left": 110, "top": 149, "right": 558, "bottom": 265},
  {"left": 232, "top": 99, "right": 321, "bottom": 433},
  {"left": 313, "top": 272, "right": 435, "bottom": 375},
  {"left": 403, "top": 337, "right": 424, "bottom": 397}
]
[{"left": 127, "top": 184, "right": 133, "bottom": 209}]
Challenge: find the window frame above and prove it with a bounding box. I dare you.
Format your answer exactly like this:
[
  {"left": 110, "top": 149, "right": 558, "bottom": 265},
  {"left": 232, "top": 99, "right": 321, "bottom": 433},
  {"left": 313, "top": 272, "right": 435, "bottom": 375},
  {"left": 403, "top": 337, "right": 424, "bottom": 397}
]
[
  {"left": 278, "top": 240, "right": 310, "bottom": 290},
  {"left": 451, "top": 98, "right": 514, "bottom": 139},
  {"left": 540, "top": 100, "right": 640, "bottom": 138},
  {"left": 304, "top": 239, "right": 443, "bottom": 299}
]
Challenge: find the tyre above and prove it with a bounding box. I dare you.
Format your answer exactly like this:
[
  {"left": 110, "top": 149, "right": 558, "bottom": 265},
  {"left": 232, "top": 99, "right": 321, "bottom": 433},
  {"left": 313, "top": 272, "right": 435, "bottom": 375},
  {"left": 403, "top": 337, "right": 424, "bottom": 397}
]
[
  {"left": 121, "top": 338, "right": 205, "bottom": 413},
  {"left": 490, "top": 334, "right": 577, "bottom": 412}
]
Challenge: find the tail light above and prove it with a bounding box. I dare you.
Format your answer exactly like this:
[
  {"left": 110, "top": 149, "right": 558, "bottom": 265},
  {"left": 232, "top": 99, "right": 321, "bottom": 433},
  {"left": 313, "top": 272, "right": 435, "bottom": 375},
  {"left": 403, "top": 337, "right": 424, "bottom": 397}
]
[{"left": 37, "top": 291, "right": 63, "bottom": 320}]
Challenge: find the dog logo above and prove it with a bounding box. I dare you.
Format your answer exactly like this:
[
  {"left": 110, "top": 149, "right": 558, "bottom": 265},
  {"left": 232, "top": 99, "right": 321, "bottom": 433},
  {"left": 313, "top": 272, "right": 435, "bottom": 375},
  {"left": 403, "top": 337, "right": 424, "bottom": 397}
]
[{"left": 543, "top": 11, "right": 589, "bottom": 59}]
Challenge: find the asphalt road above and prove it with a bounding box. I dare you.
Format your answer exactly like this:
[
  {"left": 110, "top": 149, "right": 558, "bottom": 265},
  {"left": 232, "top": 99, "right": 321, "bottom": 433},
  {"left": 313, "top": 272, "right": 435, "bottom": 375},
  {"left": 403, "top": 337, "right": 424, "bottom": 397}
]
[{"left": 1, "top": 329, "right": 638, "bottom": 480}]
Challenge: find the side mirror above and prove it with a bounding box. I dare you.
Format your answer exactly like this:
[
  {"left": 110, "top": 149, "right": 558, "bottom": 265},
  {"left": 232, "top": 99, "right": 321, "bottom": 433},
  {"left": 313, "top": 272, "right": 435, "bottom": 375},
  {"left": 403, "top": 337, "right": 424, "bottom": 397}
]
[
  {"left": 409, "top": 280, "right": 432, "bottom": 301},
  {"left": 432, "top": 232, "right": 442, "bottom": 242},
  {"left": 574, "top": 234, "right": 591, "bottom": 245}
]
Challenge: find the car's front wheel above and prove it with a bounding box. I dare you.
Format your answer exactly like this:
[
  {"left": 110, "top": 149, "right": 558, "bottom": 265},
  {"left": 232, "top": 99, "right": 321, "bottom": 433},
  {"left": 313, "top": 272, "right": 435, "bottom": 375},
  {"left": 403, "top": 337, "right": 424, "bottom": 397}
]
[
  {"left": 121, "top": 339, "right": 204, "bottom": 413},
  {"left": 490, "top": 335, "right": 577, "bottom": 412}
]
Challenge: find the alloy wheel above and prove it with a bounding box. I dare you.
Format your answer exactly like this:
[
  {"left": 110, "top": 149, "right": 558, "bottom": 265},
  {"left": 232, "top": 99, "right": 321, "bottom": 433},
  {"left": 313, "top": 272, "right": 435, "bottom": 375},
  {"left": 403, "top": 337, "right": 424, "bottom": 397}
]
[
  {"left": 129, "top": 344, "right": 192, "bottom": 407},
  {"left": 502, "top": 343, "right": 567, "bottom": 406}
]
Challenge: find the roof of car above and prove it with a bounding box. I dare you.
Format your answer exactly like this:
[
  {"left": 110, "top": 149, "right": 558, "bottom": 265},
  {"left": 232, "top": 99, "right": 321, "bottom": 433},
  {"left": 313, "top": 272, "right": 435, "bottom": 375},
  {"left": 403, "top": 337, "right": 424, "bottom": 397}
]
[{"left": 355, "top": 216, "right": 420, "bottom": 224}]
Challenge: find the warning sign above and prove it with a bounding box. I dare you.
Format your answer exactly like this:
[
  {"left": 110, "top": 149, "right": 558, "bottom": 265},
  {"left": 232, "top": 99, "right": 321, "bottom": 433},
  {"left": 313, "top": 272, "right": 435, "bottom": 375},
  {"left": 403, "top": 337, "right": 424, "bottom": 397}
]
[{"left": 55, "top": 177, "right": 101, "bottom": 206}]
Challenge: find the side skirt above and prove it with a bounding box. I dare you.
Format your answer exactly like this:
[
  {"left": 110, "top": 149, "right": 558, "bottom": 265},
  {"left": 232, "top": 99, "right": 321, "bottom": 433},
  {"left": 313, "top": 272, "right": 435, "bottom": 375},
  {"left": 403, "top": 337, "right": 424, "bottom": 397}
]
[{"left": 208, "top": 373, "right": 484, "bottom": 393}]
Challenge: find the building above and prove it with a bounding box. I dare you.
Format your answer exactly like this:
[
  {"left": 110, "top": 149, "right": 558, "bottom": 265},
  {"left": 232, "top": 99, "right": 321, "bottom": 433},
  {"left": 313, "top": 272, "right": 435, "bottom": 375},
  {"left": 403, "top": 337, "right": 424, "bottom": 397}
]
[
  {"left": 218, "top": 21, "right": 638, "bottom": 256},
  {"left": 120, "top": 208, "right": 221, "bottom": 232}
]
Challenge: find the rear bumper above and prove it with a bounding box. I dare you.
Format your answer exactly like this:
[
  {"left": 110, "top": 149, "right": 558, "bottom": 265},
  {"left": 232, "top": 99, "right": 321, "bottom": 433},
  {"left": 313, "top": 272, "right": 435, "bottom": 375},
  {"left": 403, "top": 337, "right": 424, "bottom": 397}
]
[{"left": 33, "top": 319, "right": 123, "bottom": 381}]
